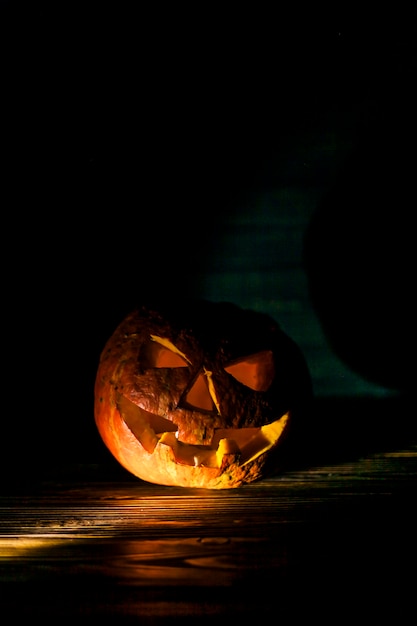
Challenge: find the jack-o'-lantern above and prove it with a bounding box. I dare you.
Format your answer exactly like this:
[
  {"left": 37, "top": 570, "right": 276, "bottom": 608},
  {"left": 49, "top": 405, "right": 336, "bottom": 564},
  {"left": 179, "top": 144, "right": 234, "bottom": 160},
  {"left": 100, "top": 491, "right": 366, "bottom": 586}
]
[{"left": 94, "top": 300, "right": 312, "bottom": 489}]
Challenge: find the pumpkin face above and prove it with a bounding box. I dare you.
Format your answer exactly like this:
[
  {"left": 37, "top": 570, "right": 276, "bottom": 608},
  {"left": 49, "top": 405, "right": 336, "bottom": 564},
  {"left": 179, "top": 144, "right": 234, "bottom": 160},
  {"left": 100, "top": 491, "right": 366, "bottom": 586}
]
[{"left": 94, "top": 300, "right": 312, "bottom": 489}]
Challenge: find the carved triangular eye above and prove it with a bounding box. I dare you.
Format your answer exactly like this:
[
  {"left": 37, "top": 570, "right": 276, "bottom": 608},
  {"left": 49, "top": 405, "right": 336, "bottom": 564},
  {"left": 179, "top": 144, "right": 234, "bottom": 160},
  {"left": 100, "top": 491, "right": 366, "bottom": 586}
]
[
  {"left": 148, "top": 335, "right": 190, "bottom": 368},
  {"left": 225, "top": 350, "right": 275, "bottom": 391},
  {"left": 150, "top": 345, "right": 189, "bottom": 368},
  {"left": 185, "top": 372, "right": 216, "bottom": 412}
]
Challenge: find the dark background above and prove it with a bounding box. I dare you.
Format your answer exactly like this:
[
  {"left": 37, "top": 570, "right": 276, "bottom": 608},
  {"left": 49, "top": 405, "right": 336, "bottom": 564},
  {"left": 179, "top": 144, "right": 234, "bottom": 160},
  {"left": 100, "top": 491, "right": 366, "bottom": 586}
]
[{"left": 1, "top": 3, "right": 416, "bottom": 479}]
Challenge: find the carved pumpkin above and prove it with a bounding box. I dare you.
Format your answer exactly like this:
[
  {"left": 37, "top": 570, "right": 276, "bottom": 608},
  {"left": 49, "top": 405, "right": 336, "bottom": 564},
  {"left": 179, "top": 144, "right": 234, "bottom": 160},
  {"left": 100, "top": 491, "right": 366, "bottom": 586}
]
[{"left": 94, "top": 300, "right": 312, "bottom": 489}]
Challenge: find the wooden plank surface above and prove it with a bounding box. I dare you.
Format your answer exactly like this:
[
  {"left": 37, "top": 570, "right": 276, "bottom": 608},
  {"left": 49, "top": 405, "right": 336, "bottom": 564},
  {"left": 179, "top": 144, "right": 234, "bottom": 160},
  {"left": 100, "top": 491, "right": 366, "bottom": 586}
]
[{"left": 1, "top": 402, "right": 416, "bottom": 623}]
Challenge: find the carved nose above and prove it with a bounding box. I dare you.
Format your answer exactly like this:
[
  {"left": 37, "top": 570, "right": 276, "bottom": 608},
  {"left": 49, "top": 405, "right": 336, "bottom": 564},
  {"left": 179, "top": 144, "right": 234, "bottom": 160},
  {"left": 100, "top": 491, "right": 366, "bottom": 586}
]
[{"left": 185, "top": 370, "right": 219, "bottom": 413}]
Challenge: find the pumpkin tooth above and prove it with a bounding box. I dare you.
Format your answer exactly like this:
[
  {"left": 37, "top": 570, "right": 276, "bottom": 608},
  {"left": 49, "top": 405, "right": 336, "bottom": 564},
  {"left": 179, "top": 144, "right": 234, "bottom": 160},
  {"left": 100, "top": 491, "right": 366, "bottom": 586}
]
[
  {"left": 240, "top": 412, "right": 290, "bottom": 465},
  {"left": 216, "top": 438, "right": 240, "bottom": 464},
  {"left": 153, "top": 415, "right": 289, "bottom": 469},
  {"left": 157, "top": 432, "right": 240, "bottom": 469},
  {"left": 216, "top": 438, "right": 241, "bottom": 470},
  {"left": 158, "top": 432, "right": 212, "bottom": 467}
]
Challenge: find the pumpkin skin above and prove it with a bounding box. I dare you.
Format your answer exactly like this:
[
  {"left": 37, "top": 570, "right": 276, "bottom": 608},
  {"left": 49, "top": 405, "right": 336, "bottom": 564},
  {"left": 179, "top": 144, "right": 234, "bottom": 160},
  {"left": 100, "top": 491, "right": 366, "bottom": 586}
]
[{"left": 94, "top": 300, "right": 312, "bottom": 489}]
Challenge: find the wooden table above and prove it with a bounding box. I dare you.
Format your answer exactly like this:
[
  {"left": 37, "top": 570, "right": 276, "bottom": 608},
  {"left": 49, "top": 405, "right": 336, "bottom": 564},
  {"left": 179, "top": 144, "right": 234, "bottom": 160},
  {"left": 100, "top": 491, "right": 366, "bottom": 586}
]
[{"left": 1, "top": 398, "right": 416, "bottom": 623}]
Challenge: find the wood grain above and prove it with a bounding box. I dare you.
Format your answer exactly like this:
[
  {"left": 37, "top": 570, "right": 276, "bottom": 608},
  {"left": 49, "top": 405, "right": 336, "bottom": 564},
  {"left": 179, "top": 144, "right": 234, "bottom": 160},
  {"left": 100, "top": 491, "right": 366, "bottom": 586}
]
[{"left": 1, "top": 440, "right": 416, "bottom": 622}]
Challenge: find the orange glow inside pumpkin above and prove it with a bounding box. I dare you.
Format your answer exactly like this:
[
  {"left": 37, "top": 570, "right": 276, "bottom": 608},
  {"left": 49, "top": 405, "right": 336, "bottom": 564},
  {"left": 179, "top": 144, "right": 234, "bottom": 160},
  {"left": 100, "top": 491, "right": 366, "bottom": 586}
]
[
  {"left": 224, "top": 350, "right": 275, "bottom": 392},
  {"left": 118, "top": 394, "right": 289, "bottom": 469},
  {"left": 148, "top": 334, "right": 275, "bottom": 411}
]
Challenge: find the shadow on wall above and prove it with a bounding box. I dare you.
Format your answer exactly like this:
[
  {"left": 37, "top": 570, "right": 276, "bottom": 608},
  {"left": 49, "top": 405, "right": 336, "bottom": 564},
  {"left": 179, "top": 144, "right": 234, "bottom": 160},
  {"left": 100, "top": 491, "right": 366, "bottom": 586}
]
[{"left": 303, "top": 87, "right": 416, "bottom": 394}]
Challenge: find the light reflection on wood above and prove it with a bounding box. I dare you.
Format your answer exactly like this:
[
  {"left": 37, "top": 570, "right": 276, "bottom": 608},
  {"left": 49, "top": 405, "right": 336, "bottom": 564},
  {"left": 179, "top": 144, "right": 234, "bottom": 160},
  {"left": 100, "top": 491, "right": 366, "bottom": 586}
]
[{"left": 1, "top": 445, "right": 416, "bottom": 620}]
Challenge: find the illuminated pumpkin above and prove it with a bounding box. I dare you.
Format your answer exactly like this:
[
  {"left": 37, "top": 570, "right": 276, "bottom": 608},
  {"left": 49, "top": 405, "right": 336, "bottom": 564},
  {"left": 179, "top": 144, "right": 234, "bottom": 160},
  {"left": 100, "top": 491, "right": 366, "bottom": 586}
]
[{"left": 94, "top": 300, "right": 312, "bottom": 489}]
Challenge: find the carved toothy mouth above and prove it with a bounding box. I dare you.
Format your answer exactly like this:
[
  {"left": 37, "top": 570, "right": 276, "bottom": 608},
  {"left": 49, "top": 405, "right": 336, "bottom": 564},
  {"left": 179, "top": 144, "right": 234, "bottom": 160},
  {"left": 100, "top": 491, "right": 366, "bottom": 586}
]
[{"left": 118, "top": 395, "right": 289, "bottom": 469}]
